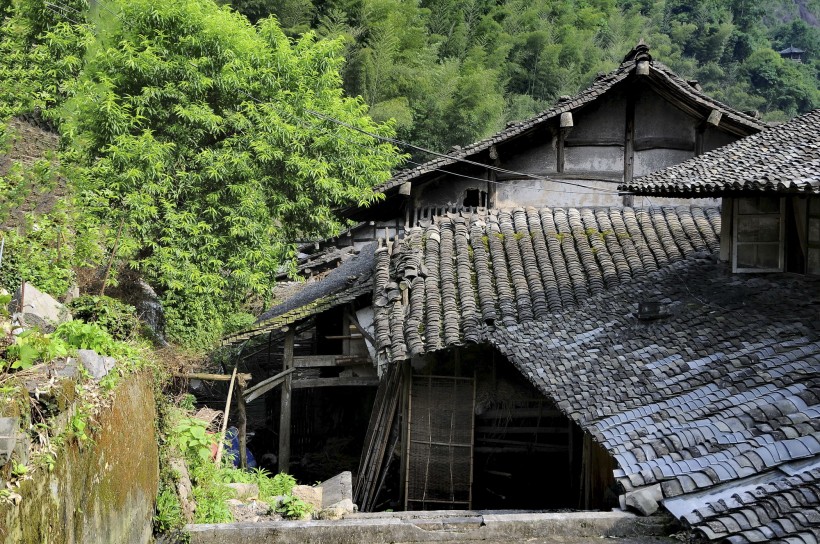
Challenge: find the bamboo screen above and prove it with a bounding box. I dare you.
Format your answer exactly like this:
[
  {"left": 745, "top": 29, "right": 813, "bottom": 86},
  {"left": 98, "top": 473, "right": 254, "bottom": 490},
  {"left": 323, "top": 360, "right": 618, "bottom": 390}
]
[{"left": 405, "top": 375, "right": 475, "bottom": 510}]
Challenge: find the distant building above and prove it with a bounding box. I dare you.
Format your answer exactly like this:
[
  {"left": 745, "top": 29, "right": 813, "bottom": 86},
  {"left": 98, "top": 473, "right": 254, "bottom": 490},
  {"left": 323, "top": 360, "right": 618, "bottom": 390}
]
[{"left": 779, "top": 45, "right": 806, "bottom": 62}]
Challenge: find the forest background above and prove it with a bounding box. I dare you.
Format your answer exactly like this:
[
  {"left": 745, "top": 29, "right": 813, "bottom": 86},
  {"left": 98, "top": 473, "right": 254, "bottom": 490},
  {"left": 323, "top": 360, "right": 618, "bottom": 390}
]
[
  {"left": 0, "top": 0, "right": 818, "bottom": 349},
  {"left": 229, "top": 0, "right": 820, "bottom": 151}
]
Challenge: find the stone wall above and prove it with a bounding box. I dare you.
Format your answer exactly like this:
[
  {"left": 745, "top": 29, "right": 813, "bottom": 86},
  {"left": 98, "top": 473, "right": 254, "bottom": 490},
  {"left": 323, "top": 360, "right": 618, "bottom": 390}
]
[{"left": 0, "top": 372, "right": 159, "bottom": 544}]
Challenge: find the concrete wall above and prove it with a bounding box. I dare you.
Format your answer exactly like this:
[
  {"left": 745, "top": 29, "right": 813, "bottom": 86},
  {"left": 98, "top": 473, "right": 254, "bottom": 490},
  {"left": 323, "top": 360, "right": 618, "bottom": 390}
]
[
  {"left": 495, "top": 179, "right": 623, "bottom": 208},
  {"left": 501, "top": 140, "right": 557, "bottom": 175},
  {"left": 0, "top": 372, "right": 159, "bottom": 544},
  {"left": 413, "top": 176, "right": 488, "bottom": 210}
]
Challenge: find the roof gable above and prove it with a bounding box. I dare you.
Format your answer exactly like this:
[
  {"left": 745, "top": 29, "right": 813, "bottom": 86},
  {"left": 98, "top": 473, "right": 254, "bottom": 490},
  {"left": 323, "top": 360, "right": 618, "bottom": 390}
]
[
  {"left": 374, "top": 44, "right": 766, "bottom": 198},
  {"left": 621, "top": 109, "right": 820, "bottom": 197}
]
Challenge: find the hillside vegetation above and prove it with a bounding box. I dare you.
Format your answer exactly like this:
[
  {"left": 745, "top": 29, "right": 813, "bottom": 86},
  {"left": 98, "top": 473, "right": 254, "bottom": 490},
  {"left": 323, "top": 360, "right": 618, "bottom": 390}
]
[
  {"left": 0, "top": 0, "right": 817, "bottom": 348},
  {"left": 225, "top": 0, "right": 820, "bottom": 154}
]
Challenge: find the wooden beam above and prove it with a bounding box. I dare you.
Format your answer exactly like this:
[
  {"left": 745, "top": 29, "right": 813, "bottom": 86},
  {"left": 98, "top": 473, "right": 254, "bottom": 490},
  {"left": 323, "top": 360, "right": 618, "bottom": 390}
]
[
  {"left": 557, "top": 128, "right": 566, "bottom": 173},
  {"left": 173, "top": 372, "right": 252, "bottom": 386},
  {"left": 495, "top": 170, "right": 623, "bottom": 182},
  {"left": 237, "top": 384, "right": 248, "bottom": 469},
  {"left": 279, "top": 329, "right": 294, "bottom": 473},
  {"left": 294, "top": 354, "right": 371, "bottom": 368},
  {"left": 623, "top": 90, "right": 636, "bottom": 207},
  {"left": 706, "top": 109, "right": 722, "bottom": 127},
  {"left": 293, "top": 376, "right": 379, "bottom": 389},
  {"left": 564, "top": 138, "right": 626, "bottom": 147},
  {"left": 475, "top": 425, "right": 569, "bottom": 434},
  {"left": 632, "top": 136, "right": 695, "bottom": 152},
  {"left": 477, "top": 407, "right": 561, "bottom": 418},
  {"left": 242, "top": 368, "right": 295, "bottom": 403}
]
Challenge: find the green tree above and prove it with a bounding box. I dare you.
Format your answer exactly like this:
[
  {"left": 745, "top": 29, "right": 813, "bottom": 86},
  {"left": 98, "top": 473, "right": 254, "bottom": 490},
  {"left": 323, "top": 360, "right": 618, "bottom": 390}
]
[{"left": 62, "top": 0, "right": 402, "bottom": 346}]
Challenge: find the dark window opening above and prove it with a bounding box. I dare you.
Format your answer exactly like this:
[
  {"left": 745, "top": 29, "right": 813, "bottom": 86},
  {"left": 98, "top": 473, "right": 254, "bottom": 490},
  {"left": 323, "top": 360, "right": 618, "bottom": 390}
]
[{"left": 463, "top": 189, "right": 487, "bottom": 208}]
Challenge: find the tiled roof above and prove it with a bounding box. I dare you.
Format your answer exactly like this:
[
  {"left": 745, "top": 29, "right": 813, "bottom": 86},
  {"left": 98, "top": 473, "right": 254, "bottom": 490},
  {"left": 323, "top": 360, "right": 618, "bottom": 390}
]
[
  {"left": 621, "top": 109, "right": 820, "bottom": 197},
  {"left": 375, "top": 44, "right": 765, "bottom": 195},
  {"left": 375, "top": 205, "right": 820, "bottom": 542},
  {"left": 223, "top": 242, "right": 376, "bottom": 344},
  {"left": 373, "top": 205, "right": 721, "bottom": 361}
]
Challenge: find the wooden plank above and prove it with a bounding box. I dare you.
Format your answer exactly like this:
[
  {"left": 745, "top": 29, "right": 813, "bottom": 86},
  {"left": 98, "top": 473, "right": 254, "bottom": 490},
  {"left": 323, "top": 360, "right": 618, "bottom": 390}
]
[
  {"left": 293, "top": 377, "right": 379, "bottom": 389},
  {"left": 215, "top": 367, "right": 238, "bottom": 465},
  {"left": 623, "top": 89, "right": 635, "bottom": 207},
  {"left": 477, "top": 407, "right": 561, "bottom": 418},
  {"left": 494, "top": 170, "right": 623, "bottom": 182},
  {"left": 242, "top": 368, "right": 295, "bottom": 403},
  {"left": 633, "top": 136, "right": 695, "bottom": 152},
  {"left": 564, "top": 138, "right": 625, "bottom": 147},
  {"left": 478, "top": 437, "right": 569, "bottom": 449},
  {"left": 173, "top": 372, "right": 251, "bottom": 385},
  {"left": 237, "top": 384, "right": 248, "bottom": 469},
  {"left": 279, "top": 330, "right": 294, "bottom": 474},
  {"left": 475, "top": 426, "right": 569, "bottom": 434},
  {"left": 293, "top": 355, "right": 370, "bottom": 368}
]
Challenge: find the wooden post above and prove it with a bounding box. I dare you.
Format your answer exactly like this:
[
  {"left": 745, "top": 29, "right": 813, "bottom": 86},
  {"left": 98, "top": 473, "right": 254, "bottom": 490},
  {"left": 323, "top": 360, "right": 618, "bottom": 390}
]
[
  {"left": 622, "top": 93, "right": 636, "bottom": 207},
  {"left": 215, "top": 367, "right": 238, "bottom": 465},
  {"left": 279, "top": 329, "right": 295, "bottom": 473},
  {"left": 237, "top": 383, "right": 248, "bottom": 469},
  {"left": 400, "top": 362, "right": 412, "bottom": 510}
]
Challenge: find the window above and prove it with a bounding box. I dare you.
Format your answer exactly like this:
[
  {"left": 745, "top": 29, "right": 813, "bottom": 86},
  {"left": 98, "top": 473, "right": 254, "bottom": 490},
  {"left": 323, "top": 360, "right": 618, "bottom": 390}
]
[
  {"left": 733, "top": 197, "right": 784, "bottom": 272},
  {"left": 809, "top": 197, "right": 820, "bottom": 276},
  {"left": 462, "top": 189, "right": 487, "bottom": 208}
]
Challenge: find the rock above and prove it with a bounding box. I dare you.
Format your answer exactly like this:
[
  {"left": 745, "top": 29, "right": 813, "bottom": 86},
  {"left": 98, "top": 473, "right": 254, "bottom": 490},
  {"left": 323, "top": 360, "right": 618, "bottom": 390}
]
[
  {"left": 77, "top": 349, "right": 116, "bottom": 381},
  {"left": 0, "top": 418, "right": 18, "bottom": 465},
  {"left": 132, "top": 279, "right": 167, "bottom": 346},
  {"left": 226, "top": 482, "right": 259, "bottom": 501},
  {"left": 319, "top": 471, "right": 355, "bottom": 512},
  {"left": 63, "top": 284, "right": 80, "bottom": 305},
  {"left": 226, "top": 499, "right": 272, "bottom": 522},
  {"left": 624, "top": 483, "right": 663, "bottom": 515},
  {"left": 291, "top": 485, "right": 322, "bottom": 510},
  {"left": 11, "top": 282, "right": 72, "bottom": 332},
  {"left": 53, "top": 358, "right": 79, "bottom": 379},
  {"left": 317, "top": 507, "right": 348, "bottom": 520}
]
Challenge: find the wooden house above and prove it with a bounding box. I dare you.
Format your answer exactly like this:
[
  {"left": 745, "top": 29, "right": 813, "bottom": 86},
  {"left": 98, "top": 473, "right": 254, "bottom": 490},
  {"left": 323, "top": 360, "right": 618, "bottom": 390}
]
[{"left": 219, "top": 47, "right": 820, "bottom": 535}]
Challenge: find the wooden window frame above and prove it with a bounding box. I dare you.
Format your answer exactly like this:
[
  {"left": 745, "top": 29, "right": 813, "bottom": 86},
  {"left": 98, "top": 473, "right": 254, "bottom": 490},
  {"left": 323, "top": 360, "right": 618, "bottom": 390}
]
[
  {"left": 808, "top": 196, "right": 820, "bottom": 276},
  {"left": 732, "top": 196, "right": 785, "bottom": 273}
]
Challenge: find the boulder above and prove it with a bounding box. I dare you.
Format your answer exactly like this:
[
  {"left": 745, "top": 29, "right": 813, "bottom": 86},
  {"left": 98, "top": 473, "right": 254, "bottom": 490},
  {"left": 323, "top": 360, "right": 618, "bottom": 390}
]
[
  {"left": 11, "top": 282, "right": 71, "bottom": 332},
  {"left": 291, "top": 485, "right": 322, "bottom": 510},
  {"left": 77, "top": 349, "right": 116, "bottom": 381},
  {"left": 0, "top": 418, "right": 18, "bottom": 465},
  {"left": 132, "top": 279, "right": 167, "bottom": 346},
  {"left": 319, "top": 471, "right": 355, "bottom": 512},
  {"left": 226, "top": 499, "right": 271, "bottom": 522},
  {"left": 317, "top": 507, "right": 348, "bottom": 520}
]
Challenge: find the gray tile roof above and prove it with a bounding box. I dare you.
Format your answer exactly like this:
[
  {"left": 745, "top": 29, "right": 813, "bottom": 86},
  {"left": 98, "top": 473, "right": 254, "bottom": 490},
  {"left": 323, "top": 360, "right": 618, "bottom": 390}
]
[
  {"left": 223, "top": 242, "right": 377, "bottom": 344},
  {"left": 621, "top": 109, "right": 820, "bottom": 197},
  {"left": 374, "top": 205, "right": 820, "bottom": 542},
  {"left": 375, "top": 44, "right": 765, "bottom": 195},
  {"left": 374, "top": 205, "right": 721, "bottom": 360}
]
